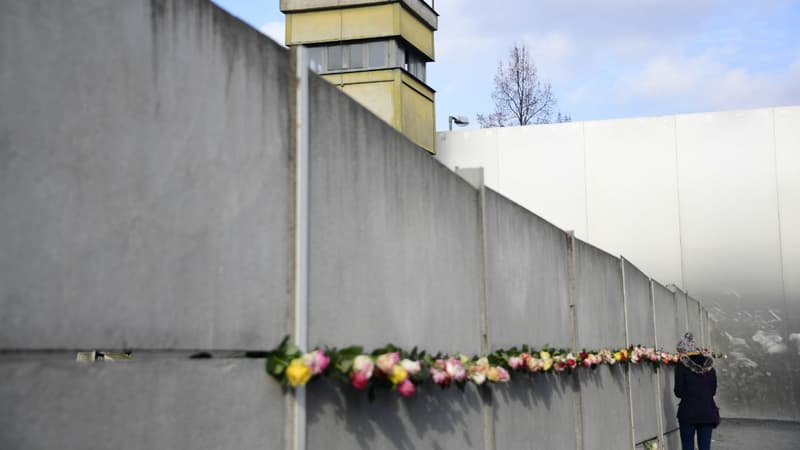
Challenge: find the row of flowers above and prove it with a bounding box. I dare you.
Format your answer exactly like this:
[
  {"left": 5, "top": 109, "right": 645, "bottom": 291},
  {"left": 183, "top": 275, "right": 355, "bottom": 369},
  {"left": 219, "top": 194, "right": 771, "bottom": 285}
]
[{"left": 265, "top": 337, "right": 694, "bottom": 398}]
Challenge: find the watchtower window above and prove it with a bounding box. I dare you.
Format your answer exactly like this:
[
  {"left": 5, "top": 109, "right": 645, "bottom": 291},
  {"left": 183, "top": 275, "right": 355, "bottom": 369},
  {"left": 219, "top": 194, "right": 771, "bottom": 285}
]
[
  {"left": 368, "top": 42, "right": 387, "bottom": 68},
  {"left": 305, "top": 39, "right": 427, "bottom": 83}
]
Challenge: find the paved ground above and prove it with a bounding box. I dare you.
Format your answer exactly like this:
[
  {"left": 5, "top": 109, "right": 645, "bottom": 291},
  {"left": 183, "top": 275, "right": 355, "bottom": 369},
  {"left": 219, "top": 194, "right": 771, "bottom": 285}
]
[{"left": 710, "top": 418, "right": 800, "bottom": 450}]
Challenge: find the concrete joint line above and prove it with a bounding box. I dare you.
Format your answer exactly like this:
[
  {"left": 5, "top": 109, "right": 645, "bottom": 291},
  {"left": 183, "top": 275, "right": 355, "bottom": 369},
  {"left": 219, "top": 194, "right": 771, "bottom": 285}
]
[
  {"left": 289, "top": 45, "right": 310, "bottom": 450},
  {"left": 649, "top": 280, "right": 667, "bottom": 450},
  {"left": 620, "top": 258, "right": 636, "bottom": 450},
  {"left": 566, "top": 234, "right": 583, "bottom": 450},
  {"left": 472, "top": 174, "right": 494, "bottom": 450}
]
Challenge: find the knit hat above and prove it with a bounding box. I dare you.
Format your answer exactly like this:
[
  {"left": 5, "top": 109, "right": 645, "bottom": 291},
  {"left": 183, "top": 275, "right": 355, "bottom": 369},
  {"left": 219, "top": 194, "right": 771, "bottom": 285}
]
[{"left": 677, "top": 332, "right": 697, "bottom": 354}]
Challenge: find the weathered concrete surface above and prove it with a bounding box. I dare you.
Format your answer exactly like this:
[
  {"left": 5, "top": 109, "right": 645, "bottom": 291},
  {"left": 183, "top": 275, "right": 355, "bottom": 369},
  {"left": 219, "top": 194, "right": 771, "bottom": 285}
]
[
  {"left": 484, "top": 188, "right": 572, "bottom": 349},
  {"left": 574, "top": 240, "right": 626, "bottom": 349},
  {"left": 674, "top": 290, "right": 690, "bottom": 337},
  {"left": 664, "top": 428, "right": 680, "bottom": 450},
  {"left": 0, "top": 359, "right": 286, "bottom": 450},
  {"left": 654, "top": 282, "right": 680, "bottom": 433},
  {"left": 483, "top": 189, "right": 576, "bottom": 448},
  {"left": 623, "top": 260, "right": 660, "bottom": 443},
  {"left": 493, "top": 376, "right": 579, "bottom": 450},
  {"left": 624, "top": 260, "right": 655, "bottom": 347},
  {"left": 307, "top": 378, "right": 484, "bottom": 450},
  {"left": 574, "top": 240, "right": 632, "bottom": 450},
  {"left": 577, "top": 365, "right": 632, "bottom": 450},
  {"left": 306, "top": 74, "right": 482, "bottom": 355},
  {"left": 0, "top": 0, "right": 291, "bottom": 350},
  {"left": 687, "top": 296, "right": 702, "bottom": 343},
  {"left": 629, "top": 365, "right": 661, "bottom": 444}
]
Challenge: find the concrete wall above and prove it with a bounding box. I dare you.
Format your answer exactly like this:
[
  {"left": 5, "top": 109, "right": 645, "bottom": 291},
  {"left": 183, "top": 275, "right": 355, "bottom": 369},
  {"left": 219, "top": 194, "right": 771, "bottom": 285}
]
[
  {"left": 1, "top": 0, "right": 291, "bottom": 449},
  {"left": 653, "top": 282, "right": 680, "bottom": 434},
  {"left": 483, "top": 188, "right": 577, "bottom": 450},
  {"left": 305, "top": 74, "right": 485, "bottom": 449},
  {"left": 435, "top": 107, "right": 800, "bottom": 420},
  {"left": 0, "top": 0, "right": 291, "bottom": 351},
  {"left": 1, "top": 1, "right": 715, "bottom": 449},
  {"left": 573, "top": 240, "right": 632, "bottom": 450},
  {"left": 0, "top": 359, "right": 286, "bottom": 450},
  {"left": 622, "top": 260, "right": 660, "bottom": 445}
]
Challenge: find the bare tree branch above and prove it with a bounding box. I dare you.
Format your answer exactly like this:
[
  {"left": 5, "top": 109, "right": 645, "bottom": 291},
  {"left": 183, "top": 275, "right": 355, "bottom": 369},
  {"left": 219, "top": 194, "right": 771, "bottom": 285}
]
[{"left": 478, "top": 43, "right": 568, "bottom": 128}]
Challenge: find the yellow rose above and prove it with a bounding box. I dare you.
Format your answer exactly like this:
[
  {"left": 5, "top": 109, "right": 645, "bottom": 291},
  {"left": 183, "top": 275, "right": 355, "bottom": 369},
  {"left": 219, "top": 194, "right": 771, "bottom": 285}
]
[
  {"left": 389, "top": 365, "right": 408, "bottom": 385},
  {"left": 540, "top": 351, "right": 551, "bottom": 360},
  {"left": 542, "top": 359, "right": 553, "bottom": 371},
  {"left": 286, "top": 358, "right": 312, "bottom": 387},
  {"left": 613, "top": 351, "right": 622, "bottom": 362},
  {"left": 487, "top": 367, "right": 500, "bottom": 382}
]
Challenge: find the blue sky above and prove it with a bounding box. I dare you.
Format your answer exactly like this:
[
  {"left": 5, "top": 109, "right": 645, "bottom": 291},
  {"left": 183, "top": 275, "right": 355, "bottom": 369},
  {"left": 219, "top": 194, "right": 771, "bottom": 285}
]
[{"left": 213, "top": 0, "right": 800, "bottom": 131}]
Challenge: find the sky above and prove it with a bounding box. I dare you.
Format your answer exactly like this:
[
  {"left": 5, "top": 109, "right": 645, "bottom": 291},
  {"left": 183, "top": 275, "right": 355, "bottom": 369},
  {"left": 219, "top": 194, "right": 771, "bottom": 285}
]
[{"left": 213, "top": 0, "right": 800, "bottom": 131}]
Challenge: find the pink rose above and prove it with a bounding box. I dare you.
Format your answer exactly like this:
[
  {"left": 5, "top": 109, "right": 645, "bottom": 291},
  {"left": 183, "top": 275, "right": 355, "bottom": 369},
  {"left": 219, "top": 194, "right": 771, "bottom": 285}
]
[
  {"left": 303, "top": 350, "right": 330, "bottom": 375},
  {"left": 350, "top": 371, "right": 369, "bottom": 390},
  {"left": 445, "top": 358, "right": 466, "bottom": 381},
  {"left": 582, "top": 358, "right": 593, "bottom": 368},
  {"left": 431, "top": 369, "right": 448, "bottom": 385},
  {"left": 509, "top": 356, "right": 523, "bottom": 369},
  {"left": 376, "top": 352, "right": 401, "bottom": 375},
  {"left": 495, "top": 366, "right": 511, "bottom": 383},
  {"left": 397, "top": 379, "right": 416, "bottom": 397}
]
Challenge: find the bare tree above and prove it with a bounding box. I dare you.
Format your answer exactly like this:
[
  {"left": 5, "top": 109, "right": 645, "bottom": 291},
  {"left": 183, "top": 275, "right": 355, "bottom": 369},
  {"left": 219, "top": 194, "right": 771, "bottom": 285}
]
[{"left": 477, "top": 43, "right": 570, "bottom": 128}]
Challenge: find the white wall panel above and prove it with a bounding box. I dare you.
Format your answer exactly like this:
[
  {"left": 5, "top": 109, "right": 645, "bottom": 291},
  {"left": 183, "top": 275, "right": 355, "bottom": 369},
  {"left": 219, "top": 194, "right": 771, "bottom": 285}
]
[
  {"left": 495, "top": 123, "right": 588, "bottom": 237},
  {"left": 675, "top": 109, "right": 784, "bottom": 305},
  {"left": 584, "top": 117, "right": 683, "bottom": 287},
  {"left": 774, "top": 106, "right": 800, "bottom": 315},
  {"left": 435, "top": 129, "right": 500, "bottom": 186}
]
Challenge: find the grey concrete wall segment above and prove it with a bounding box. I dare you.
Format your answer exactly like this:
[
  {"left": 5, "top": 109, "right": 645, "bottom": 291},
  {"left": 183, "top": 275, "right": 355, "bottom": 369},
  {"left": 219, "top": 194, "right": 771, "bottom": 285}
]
[
  {"left": 0, "top": 0, "right": 292, "bottom": 350},
  {"left": 653, "top": 283, "right": 680, "bottom": 432},
  {"left": 653, "top": 283, "right": 679, "bottom": 352},
  {"left": 307, "top": 378, "right": 484, "bottom": 450},
  {"left": 629, "top": 365, "right": 660, "bottom": 444},
  {"left": 578, "top": 366, "right": 634, "bottom": 450},
  {"left": 482, "top": 188, "right": 576, "bottom": 449},
  {"left": 493, "top": 376, "right": 579, "bottom": 450},
  {"left": 622, "top": 260, "right": 659, "bottom": 443},
  {"left": 674, "top": 290, "right": 690, "bottom": 339},
  {"left": 664, "top": 428, "right": 680, "bottom": 450},
  {"left": 659, "top": 367, "right": 679, "bottom": 433},
  {"left": 483, "top": 188, "right": 572, "bottom": 349},
  {"left": 573, "top": 239, "right": 626, "bottom": 349},
  {"left": 623, "top": 260, "right": 656, "bottom": 346},
  {"left": 306, "top": 74, "right": 482, "bottom": 355},
  {"left": 0, "top": 359, "right": 286, "bottom": 450},
  {"left": 687, "top": 297, "right": 701, "bottom": 341},
  {"left": 573, "top": 242, "right": 631, "bottom": 450}
]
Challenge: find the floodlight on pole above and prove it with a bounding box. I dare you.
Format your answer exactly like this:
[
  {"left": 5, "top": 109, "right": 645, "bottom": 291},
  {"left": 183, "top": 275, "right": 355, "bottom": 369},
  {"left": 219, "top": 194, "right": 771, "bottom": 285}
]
[{"left": 448, "top": 115, "right": 470, "bottom": 131}]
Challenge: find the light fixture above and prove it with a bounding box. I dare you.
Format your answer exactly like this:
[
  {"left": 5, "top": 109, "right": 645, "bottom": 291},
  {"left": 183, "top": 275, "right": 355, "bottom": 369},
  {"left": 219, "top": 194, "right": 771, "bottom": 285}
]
[{"left": 448, "top": 115, "right": 469, "bottom": 131}]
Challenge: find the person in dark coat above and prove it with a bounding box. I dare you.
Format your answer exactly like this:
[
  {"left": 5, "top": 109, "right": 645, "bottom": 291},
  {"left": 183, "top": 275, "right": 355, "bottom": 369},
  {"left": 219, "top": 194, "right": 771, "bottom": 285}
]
[{"left": 674, "top": 332, "right": 719, "bottom": 450}]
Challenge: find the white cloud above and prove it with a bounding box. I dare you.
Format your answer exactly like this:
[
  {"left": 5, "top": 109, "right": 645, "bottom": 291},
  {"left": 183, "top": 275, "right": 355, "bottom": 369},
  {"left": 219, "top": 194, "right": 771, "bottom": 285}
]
[
  {"left": 259, "top": 21, "right": 285, "bottom": 46},
  {"left": 522, "top": 32, "right": 575, "bottom": 82},
  {"left": 626, "top": 52, "right": 800, "bottom": 112}
]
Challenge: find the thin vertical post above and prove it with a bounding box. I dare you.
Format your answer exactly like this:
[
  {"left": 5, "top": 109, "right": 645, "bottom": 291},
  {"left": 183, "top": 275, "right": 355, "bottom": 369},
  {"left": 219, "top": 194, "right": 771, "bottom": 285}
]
[
  {"left": 620, "top": 258, "right": 636, "bottom": 450},
  {"left": 289, "top": 45, "right": 310, "bottom": 450}
]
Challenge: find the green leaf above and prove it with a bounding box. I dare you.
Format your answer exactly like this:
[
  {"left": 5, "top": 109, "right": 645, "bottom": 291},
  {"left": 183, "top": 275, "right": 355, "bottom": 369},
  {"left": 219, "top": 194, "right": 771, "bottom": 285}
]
[{"left": 266, "top": 355, "right": 288, "bottom": 377}]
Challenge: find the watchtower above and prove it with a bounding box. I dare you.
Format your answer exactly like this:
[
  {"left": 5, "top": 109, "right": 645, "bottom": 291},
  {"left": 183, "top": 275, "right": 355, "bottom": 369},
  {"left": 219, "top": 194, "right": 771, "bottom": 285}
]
[{"left": 280, "top": 0, "right": 438, "bottom": 153}]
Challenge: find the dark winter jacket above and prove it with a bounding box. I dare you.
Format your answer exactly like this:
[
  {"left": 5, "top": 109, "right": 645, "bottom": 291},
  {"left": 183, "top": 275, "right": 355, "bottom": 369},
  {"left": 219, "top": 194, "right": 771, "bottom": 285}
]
[{"left": 674, "top": 353, "right": 718, "bottom": 425}]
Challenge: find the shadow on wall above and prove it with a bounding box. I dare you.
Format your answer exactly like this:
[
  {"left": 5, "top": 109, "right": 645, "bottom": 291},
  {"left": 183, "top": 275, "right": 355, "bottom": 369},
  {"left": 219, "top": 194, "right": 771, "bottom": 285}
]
[{"left": 307, "top": 377, "right": 483, "bottom": 450}]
